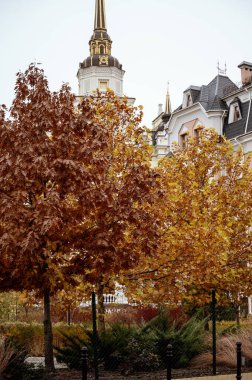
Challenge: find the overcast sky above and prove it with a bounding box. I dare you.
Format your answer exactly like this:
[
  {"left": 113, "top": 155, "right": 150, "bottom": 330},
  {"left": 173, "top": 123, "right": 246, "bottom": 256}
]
[{"left": 1, "top": 0, "right": 252, "bottom": 126}]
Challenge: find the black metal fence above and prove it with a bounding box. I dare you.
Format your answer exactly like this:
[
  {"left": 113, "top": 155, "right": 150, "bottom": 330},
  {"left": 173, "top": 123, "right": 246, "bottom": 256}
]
[
  {"left": 80, "top": 342, "right": 244, "bottom": 380},
  {"left": 53, "top": 291, "right": 251, "bottom": 379}
]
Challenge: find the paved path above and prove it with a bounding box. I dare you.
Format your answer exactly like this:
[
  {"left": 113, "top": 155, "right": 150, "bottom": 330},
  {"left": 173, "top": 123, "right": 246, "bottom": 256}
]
[{"left": 25, "top": 357, "right": 68, "bottom": 369}]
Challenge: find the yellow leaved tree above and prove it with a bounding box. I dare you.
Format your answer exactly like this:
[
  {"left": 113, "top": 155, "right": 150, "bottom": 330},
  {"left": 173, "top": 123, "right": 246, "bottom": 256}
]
[{"left": 123, "top": 129, "right": 252, "bottom": 316}]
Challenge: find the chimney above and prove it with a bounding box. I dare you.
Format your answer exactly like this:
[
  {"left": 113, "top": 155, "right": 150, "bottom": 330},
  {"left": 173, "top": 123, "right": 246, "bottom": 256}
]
[
  {"left": 158, "top": 103, "right": 163, "bottom": 115},
  {"left": 238, "top": 61, "right": 252, "bottom": 86}
]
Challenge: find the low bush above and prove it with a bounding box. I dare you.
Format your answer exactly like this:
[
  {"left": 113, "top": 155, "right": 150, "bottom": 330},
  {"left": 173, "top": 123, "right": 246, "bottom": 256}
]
[
  {"left": 190, "top": 329, "right": 252, "bottom": 368},
  {"left": 144, "top": 311, "right": 206, "bottom": 368},
  {"left": 55, "top": 311, "right": 206, "bottom": 371},
  {"left": 0, "top": 323, "right": 43, "bottom": 354},
  {"left": 0, "top": 337, "right": 27, "bottom": 379}
]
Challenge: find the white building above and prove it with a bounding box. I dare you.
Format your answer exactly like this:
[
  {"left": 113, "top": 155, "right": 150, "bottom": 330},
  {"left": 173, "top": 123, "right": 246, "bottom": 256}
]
[{"left": 152, "top": 62, "right": 252, "bottom": 166}]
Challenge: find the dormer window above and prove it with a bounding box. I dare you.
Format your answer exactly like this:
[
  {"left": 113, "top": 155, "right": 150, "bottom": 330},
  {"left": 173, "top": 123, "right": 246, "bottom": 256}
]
[
  {"left": 183, "top": 91, "right": 193, "bottom": 108},
  {"left": 228, "top": 99, "right": 242, "bottom": 124},
  {"left": 186, "top": 94, "right": 192, "bottom": 107},
  {"left": 234, "top": 106, "right": 241, "bottom": 122}
]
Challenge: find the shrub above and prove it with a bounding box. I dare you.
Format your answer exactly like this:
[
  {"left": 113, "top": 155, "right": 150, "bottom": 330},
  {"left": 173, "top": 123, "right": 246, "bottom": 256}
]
[
  {"left": 147, "top": 312, "right": 206, "bottom": 368},
  {"left": 190, "top": 329, "right": 252, "bottom": 368},
  {"left": 0, "top": 337, "right": 27, "bottom": 379},
  {"left": 55, "top": 311, "right": 206, "bottom": 371},
  {"left": 0, "top": 323, "right": 43, "bottom": 355}
]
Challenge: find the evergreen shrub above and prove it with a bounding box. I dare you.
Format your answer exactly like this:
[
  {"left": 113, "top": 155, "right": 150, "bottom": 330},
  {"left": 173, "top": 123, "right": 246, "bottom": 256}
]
[{"left": 55, "top": 311, "right": 206, "bottom": 371}]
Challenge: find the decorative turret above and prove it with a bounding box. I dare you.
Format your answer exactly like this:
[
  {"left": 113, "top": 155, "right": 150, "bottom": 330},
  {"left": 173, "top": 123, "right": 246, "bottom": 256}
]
[
  {"left": 162, "top": 83, "right": 172, "bottom": 123},
  {"left": 77, "top": 0, "right": 125, "bottom": 97},
  {"left": 85, "top": 0, "right": 121, "bottom": 69}
]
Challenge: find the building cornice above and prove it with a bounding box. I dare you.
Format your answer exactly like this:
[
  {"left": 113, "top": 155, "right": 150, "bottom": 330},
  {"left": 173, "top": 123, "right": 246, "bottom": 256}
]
[{"left": 165, "top": 102, "right": 225, "bottom": 134}]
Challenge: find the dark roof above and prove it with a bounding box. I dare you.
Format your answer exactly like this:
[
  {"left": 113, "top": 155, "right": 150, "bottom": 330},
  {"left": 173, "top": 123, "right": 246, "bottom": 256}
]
[
  {"left": 152, "top": 123, "right": 165, "bottom": 146},
  {"left": 191, "top": 89, "right": 201, "bottom": 103},
  {"left": 90, "top": 30, "right": 112, "bottom": 42},
  {"left": 183, "top": 77, "right": 238, "bottom": 111},
  {"left": 180, "top": 76, "right": 238, "bottom": 112},
  {"left": 208, "top": 95, "right": 228, "bottom": 111},
  {"left": 184, "top": 85, "right": 201, "bottom": 93},
  {"left": 199, "top": 75, "right": 238, "bottom": 111},
  {"left": 80, "top": 55, "right": 123, "bottom": 70},
  {"left": 238, "top": 61, "right": 252, "bottom": 68},
  {"left": 162, "top": 113, "right": 172, "bottom": 123},
  {"left": 223, "top": 100, "right": 252, "bottom": 139}
]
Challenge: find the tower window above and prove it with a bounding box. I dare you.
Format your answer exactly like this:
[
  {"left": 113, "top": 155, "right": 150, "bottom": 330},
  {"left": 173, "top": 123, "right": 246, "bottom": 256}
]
[
  {"left": 100, "top": 45, "right": 105, "bottom": 54},
  {"left": 99, "top": 80, "right": 108, "bottom": 91}
]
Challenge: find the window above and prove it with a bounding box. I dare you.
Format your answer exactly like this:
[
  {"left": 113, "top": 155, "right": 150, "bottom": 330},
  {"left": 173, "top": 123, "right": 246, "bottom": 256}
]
[
  {"left": 186, "top": 93, "right": 192, "bottom": 107},
  {"left": 99, "top": 80, "right": 108, "bottom": 91},
  {"left": 100, "top": 45, "right": 105, "bottom": 54},
  {"left": 180, "top": 133, "right": 188, "bottom": 149},
  {"left": 234, "top": 106, "right": 241, "bottom": 122},
  {"left": 228, "top": 100, "right": 242, "bottom": 124},
  {"left": 194, "top": 127, "right": 202, "bottom": 141}
]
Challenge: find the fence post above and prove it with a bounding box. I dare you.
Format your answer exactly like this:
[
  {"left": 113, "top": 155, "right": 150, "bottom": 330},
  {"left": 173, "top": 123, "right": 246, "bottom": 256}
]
[
  {"left": 81, "top": 346, "right": 88, "bottom": 380},
  {"left": 212, "top": 289, "right": 217, "bottom": 376},
  {"left": 166, "top": 344, "right": 172, "bottom": 380},
  {"left": 92, "top": 291, "right": 99, "bottom": 380},
  {"left": 236, "top": 342, "right": 242, "bottom": 380}
]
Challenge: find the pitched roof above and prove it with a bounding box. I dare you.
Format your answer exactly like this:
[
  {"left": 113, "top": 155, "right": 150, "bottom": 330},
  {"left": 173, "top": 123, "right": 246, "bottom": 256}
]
[
  {"left": 199, "top": 75, "right": 238, "bottom": 111},
  {"left": 183, "top": 75, "right": 238, "bottom": 112}
]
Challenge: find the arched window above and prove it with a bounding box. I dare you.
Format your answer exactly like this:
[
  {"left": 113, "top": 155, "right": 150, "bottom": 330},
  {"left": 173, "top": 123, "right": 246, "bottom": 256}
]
[
  {"left": 186, "top": 93, "right": 192, "bottom": 107},
  {"left": 100, "top": 45, "right": 105, "bottom": 54},
  {"left": 228, "top": 99, "right": 242, "bottom": 124}
]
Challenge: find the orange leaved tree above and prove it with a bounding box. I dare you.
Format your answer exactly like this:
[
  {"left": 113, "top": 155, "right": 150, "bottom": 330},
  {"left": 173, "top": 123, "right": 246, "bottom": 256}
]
[{"left": 0, "top": 65, "right": 158, "bottom": 369}]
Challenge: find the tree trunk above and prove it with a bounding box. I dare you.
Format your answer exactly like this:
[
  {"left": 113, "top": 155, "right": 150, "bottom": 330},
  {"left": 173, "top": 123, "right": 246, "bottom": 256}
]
[
  {"left": 235, "top": 304, "right": 241, "bottom": 326},
  {"left": 67, "top": 307, "right": 71, "bottom": 326},
  {"left": 97, "top": 283, "right": 105, "bottom": 333},
  {"left": 43, "top": 289, "right": 55, "bottom": 371}
]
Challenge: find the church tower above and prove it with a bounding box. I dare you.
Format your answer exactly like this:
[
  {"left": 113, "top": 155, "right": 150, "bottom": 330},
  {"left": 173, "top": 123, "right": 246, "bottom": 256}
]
[{"left": 77, "top": 0, "right": 125, "bottom": 97}]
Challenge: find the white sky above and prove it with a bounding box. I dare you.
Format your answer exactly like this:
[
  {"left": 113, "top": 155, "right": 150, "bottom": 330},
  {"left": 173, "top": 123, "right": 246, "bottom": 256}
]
[{"left": 0, "top": 0, "right": 252, "bottom": 127}]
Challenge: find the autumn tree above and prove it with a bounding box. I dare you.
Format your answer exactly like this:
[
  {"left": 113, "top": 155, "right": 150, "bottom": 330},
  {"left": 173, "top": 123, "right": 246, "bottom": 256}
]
[
  {"left": 123, "top": 129, "right": 252, "bottom": 312},
  {"left": 0, "top": 65, "right": 158, "bottom": 369}
]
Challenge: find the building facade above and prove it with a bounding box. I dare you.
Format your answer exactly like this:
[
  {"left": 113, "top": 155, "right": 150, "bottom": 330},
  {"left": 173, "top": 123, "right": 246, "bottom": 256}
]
[{"left": 152, "top": 62, "right": 252, "bottom": 167}]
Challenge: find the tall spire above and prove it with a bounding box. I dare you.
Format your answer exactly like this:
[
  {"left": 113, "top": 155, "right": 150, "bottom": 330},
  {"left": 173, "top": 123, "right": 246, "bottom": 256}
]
[
  {"left": 94, "top": 0, "right": 107, "bottom": 31},
  {"left": 161, "top": 82, "right": 172, "bottom": 124},
  {"left": 165, "top": 82, "right": 172, "bottom": 115},
  {"left": 88, "top": 0, "right": 112, "bottom": 58}
]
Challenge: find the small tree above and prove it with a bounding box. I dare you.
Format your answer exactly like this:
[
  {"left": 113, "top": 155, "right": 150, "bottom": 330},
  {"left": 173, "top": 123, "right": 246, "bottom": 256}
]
[{"left": 0, "top": 65, "right": 158, "bottom": 368}]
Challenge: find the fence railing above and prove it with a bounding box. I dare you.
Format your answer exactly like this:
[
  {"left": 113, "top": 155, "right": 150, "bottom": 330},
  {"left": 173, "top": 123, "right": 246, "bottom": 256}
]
[{"left": 80, "top": 342, "right": 243, "bottom": 380}]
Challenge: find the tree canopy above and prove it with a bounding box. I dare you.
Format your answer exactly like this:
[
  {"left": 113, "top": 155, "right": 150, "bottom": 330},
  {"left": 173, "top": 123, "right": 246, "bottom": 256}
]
[
  {"left": 0, "top": 64, "right": 158, "bottom": 368},
  {"left": 123, "top": 129, "right": 252, "bottom": 306}
]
